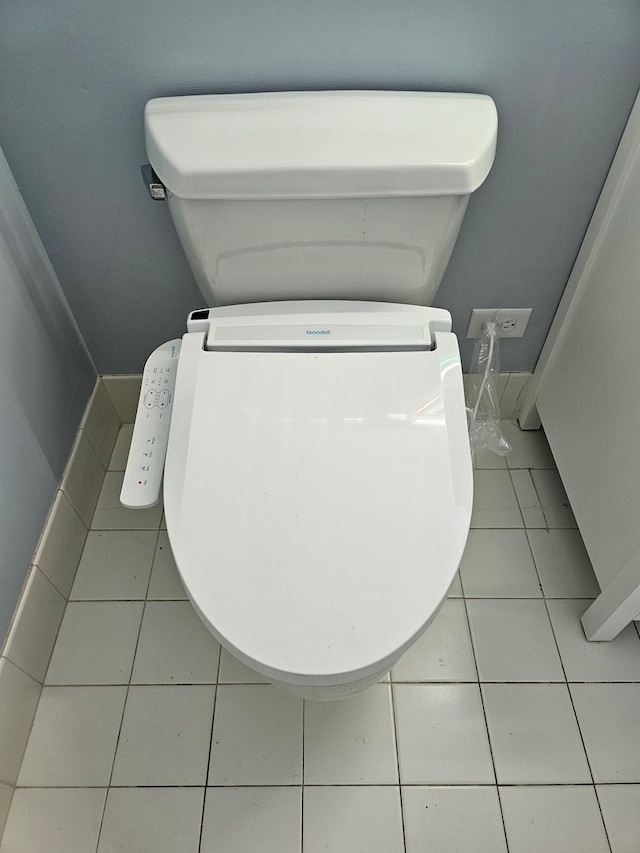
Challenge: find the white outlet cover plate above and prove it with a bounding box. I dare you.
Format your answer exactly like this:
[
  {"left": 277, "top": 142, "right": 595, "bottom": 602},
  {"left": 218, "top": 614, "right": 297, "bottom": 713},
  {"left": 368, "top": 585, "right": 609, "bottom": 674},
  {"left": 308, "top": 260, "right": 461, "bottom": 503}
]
[{"left": 466, "top": 308, "right": 532, "bottom": 338}]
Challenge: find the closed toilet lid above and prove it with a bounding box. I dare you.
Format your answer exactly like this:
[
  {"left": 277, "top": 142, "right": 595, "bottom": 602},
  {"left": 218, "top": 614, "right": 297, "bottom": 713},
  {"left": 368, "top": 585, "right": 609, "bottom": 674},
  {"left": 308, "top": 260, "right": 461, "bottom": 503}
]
[{"left": 164, "top": 335, "right": 472, "bottom": 685}]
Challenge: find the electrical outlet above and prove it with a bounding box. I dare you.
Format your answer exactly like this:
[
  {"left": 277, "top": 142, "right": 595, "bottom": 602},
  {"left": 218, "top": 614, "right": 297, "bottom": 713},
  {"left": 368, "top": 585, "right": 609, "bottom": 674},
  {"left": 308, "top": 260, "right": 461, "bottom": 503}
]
[{"left": 466, "top": 308, "right": 532, "bottom": 338}]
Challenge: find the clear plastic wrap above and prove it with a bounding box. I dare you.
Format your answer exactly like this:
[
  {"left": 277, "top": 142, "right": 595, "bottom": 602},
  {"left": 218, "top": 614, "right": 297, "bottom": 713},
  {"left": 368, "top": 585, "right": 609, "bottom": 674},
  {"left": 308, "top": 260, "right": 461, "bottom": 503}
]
[{"left": 466, "top": 318, "right": 512, "bottom": 464}]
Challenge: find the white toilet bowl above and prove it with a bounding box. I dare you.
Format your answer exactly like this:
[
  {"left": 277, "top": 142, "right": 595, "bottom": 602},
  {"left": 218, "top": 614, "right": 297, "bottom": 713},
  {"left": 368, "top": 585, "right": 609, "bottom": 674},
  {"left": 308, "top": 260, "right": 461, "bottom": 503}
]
[{"left": 163, "top": 300, "right": 472, "bottom": 699}]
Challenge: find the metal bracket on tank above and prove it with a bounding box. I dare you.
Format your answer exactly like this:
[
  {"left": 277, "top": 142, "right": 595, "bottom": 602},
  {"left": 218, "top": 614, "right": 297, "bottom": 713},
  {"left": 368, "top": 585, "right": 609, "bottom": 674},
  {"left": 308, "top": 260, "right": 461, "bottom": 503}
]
[{"left": 141, "top": 164, "right": 166, "bottom": 200}]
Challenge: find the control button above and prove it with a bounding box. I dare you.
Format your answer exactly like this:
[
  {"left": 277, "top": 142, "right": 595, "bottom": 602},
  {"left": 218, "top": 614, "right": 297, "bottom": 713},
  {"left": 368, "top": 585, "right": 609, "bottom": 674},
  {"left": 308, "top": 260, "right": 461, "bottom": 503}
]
[
  {"left": 144, "top": 390, "right": 156, "bottom": 409},
  {"left": 158, "top": 389, "right": 172, "bottom": 408}
]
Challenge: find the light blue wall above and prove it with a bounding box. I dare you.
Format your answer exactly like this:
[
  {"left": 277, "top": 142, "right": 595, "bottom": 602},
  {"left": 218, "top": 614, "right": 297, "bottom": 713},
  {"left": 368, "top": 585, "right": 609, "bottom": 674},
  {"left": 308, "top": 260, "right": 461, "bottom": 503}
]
[
  {"left": 0, "top": 1, "right": 639, "bottom": 372},
  {"left": 0, "top": 147, "right": 96, "bottom": 638}
]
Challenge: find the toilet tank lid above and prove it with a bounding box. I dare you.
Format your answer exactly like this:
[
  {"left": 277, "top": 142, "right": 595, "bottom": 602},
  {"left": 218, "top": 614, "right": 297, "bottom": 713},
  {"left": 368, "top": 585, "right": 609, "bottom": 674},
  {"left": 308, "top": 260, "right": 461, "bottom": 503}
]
[{"left": 145, "top": 91, "right": 497, "bottom": 200}]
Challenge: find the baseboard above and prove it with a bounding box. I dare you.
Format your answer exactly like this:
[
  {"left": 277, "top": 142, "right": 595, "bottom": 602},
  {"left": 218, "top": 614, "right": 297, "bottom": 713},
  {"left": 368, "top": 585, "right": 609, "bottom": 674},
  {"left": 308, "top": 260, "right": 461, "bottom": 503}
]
[
  {"left": 0, "top": 378, "right": 117, "bottom": 833},
  {"left": 101, "top": 374, "right": 143, "bottom": 424},
  {"left": 464, "top": 371, "right": 531, "bottom": 420}
]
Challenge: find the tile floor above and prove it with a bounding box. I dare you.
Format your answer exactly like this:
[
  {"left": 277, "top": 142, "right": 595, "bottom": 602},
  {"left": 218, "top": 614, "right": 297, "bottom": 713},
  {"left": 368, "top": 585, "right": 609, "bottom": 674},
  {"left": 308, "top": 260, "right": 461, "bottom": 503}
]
[{"left": 3, "top": 422, "right": 640, "bottom": 852}]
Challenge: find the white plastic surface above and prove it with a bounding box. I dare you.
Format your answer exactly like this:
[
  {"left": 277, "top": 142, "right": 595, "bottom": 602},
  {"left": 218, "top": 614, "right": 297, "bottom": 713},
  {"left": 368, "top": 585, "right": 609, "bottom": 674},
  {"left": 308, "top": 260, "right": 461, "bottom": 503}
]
[
  {"left": 121, "top": 339, "right": 181, "bottom": 509},
  {"left": 163, "top": 304, "right": 472, "bottom": 689},
  {"left": 145, "top": 91, "right": 497, "bottom": 199},
  {"left": 528, "top": 89, "right": 640, "bottom": 639},
  {"left": 195, "top": 300, "right": 452, "bottom": 349}
]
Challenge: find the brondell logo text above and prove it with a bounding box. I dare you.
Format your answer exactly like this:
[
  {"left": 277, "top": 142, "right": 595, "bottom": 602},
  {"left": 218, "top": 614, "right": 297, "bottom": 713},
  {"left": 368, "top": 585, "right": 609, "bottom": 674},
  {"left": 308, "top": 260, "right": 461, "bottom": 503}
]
[{"left": 306, "top": 328, "right": 331, "bottom": 335}]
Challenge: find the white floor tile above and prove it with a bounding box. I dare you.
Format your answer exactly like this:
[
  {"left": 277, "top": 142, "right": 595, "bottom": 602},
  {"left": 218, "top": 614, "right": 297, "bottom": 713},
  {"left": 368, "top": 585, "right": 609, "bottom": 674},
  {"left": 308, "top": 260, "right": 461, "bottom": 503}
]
[
  {"left": 131, "top": 601, "right": 220, "bottom": 684},
  {"left": 304, "top": 684, "right": 398, "bottom": 784},
  {"left": 147, "top": 531, "right": 187, "bottom": 599},
  {"left": 111, "top": 685, "right": 215, "bottom": 786},
  {"left": 570, "top": 684, "right": 640, "bottom": 782},
  {"left": 1, "top": 788, "right": 106, "bottom": 853},
  {"left": 503, "top": 421, "right": 556, "bottom": 470},
  {"left": 529, "top": 467, "right": 571, "bottom": 506},
  {"left": 510, "top": 470, "right": 546, "bottom": 528},
  {"left": 394, "top": 684, "right": 494, "bottom": 784},
  {"left": 45, "top": 601, "right": 143, "bottom": 685},
  {"left": 392, "top": 600, "right": 476, "bottom": 682},
  {"left": 596, "top": 784, "right": 640, "bottom": 853},
  {"left": 500, "top": 785, "right": 609, "bottom": 853},
  {"left": 209, "top": 685, "right": 303, "bottom": 785},
  {"left": 541, "top": 504, "right": 577, "bottom": 528},
  {"left": 201, "top": 787, "right": 301, "bottom": 853},
  {"left": 467, "top": 599, "right": 564, "bottom": 681},
  {"left": 459, "top": 529, "right": 541, "bottom": 597},
  {"left": 547, "top": 599, "right": 640, "bottom": 682},
  {"left": 402, "top": 786, "right": 507, "bottom": 853},
  {"left": 303, "top": 786, "right": 404, "bottom": 853},
  {"left": 471, "top": 470, "right": 523, "bottom": 528},
  {"left": 482, "top": 684, "right": 591, "bottom": 783},
  {"left": 531, "top": 469, "right": 577, "bottom": 528},
  {"left": 70, "top": 530, "right": 156, "bottom": 599},
  {"left": 92, "top": 471, "right": 162, "bottom": 530},
  {"left": 18, "top": 686, "right": 126, "bottom": 786},
  {"left": 98, "top": 787, "right": 204, "bottom": 853},
  {"left": 217, "top": 648, "right": 269, "bottom": 684},
  {"left": 108, "top": 423, "right": 134, "bottom": 471},
  {"left": 528, "top": 529, "right": 600, "bottom": 597}
]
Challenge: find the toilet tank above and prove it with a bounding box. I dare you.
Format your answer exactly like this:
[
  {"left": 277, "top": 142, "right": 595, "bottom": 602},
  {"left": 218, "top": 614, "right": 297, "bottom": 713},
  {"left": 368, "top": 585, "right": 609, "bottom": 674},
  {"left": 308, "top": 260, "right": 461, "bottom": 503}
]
[{"left": 145, "top": 91, "right": 497, "bottom": 306}]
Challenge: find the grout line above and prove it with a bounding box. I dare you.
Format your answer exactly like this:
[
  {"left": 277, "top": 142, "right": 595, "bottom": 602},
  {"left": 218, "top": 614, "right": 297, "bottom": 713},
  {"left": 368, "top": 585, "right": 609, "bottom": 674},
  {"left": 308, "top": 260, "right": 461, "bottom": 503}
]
[
  {"left": 10, "top": 781, "right": 637, "bottom": 790},
  {"left": 592, "top": 785, "right": 615, "bottom": 853},
  {"left": 388, "top": 682, "right": 408, "bottom": 853},
  {"left": 524, "top": 527, "right": 546, "bottom": 597},
  {"left": 507, "top": 467, "right": 533, "bottom": 531},
  {"left": 95, "top": 431, "right": 156, "bottom": 851},
  {"left": 196, "top": 632, "right": 222, "bottom": 853},
  {"left": 461, "top": 593, "right": 509, "bottom": 850},
  {"left": 142, "top": 529, "right": 161, "bottom": 603},
  {"left": 301, "top": 698, "right": 305, "bottom": 853},
  {"left": 540, "top": 554, "right": 614, "bottom": 853},
  {"left": 32, "top": 677, "right": 640, "bottom": 687},
  {"left": 94, "top": 595, "right": 147, "bottom": 848}
]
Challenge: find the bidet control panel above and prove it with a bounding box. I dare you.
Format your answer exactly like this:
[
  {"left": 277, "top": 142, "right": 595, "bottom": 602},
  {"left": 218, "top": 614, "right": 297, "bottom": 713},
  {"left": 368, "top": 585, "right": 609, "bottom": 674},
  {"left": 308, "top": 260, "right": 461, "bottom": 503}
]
[{"left": 120, "top": 339, "right": 181, "bottom": 509}]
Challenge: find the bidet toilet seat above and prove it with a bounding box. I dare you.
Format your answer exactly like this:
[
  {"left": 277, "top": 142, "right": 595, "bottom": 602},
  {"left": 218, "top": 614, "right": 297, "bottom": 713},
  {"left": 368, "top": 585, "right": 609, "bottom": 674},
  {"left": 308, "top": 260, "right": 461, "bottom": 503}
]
[
  {"left": 139, "top": 91, "right": 496, "bottom": 696},
  {"left": 163, "top": 302, "right": 473, "bottom": 688}
]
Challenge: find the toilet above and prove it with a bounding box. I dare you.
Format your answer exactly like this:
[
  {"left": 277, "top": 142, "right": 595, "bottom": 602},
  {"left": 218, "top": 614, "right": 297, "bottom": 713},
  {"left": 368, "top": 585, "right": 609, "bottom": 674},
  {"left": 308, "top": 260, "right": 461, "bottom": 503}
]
[{"left": 142, "top": 91, "right": 497, "bottom": 699}]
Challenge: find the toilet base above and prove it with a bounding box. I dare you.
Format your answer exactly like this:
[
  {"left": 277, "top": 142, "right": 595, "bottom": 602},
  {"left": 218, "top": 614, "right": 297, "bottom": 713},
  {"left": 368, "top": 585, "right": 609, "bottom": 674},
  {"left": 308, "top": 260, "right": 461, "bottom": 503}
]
[{"left": 267, "top": 661, "right": 397, "bottom": 701}]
